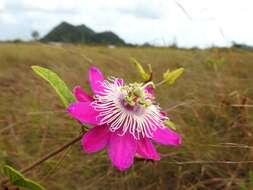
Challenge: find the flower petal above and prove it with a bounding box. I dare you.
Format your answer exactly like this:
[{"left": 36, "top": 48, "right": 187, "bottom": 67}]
[
  {"left": 73, "top": 86, "right": 93, "bottom": 102},
  {"left": 82, "top": 126, "right": 110, "bottom": 153},
  {"left": 114, "top": 79, "right": 124, "bottom": 86},
  {"left": 145, "top": 86, "right": 154, "bottom": 96},
  {"left": 160, "top": 111, "right": 167, "bottom": 118},
  {"left": 108, "top": 132, "right": 137, "bottom": 171},
  {"left": 89, "top": 66, "right": 105, "bottom": 95},
  {"left": 67, "top": 102, "right": 99, "bottom": 125},
  {"left": 152, "top": 127, "right": 181, "bottom": 146},
  {"left": 136, "top": 138, "right": 160, "bottom": 160}
]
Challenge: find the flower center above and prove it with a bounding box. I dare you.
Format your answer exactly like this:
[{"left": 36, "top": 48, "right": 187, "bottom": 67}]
[
  {"left": 121, "top": 82, "right": 152, "bottom": 109},
  {"left": 92, "top": 78, "right": 166, "bottom": 139}
]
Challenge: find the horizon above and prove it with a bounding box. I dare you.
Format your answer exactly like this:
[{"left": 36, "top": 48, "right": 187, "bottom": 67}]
[{"left": 0, "top": 0, "right": 253, "bottom": 48}]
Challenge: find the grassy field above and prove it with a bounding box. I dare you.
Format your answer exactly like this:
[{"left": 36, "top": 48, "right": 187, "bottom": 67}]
[{"left": 0, "top": 43, "right": 253, "bottom": 190}]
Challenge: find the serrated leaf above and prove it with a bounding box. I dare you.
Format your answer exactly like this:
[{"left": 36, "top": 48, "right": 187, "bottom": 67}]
[
  {"left": 130, "top": 58, "right": 151, "bottom": 81},
  {"left": 163, "top": 67, "right": 184, "bottom": 85},
  {"left": 32, "top": 66, "right": 75, "bottom": 107},
  {"left": 3, "top": 165, "right": 46, "bottom": 190}
]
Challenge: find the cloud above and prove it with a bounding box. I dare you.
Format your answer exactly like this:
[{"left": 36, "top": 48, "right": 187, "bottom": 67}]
[
  {"left": 21, "top": 0, "right": 75, "bottom": 12},
  {"left": 107, "top": 1, "right": 165, "bottom": 19},
  {"left": 0, "top": 0, "right": 4, "bottom": 11},
  {"left": 0, "top": 13, "right": 16, "bottom": 24},
  {"left": 0, "top": 0, "right": 252, "bottom": 47}
]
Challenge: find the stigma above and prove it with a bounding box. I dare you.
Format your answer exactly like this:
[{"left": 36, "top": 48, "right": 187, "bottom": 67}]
[{"left": 92, "top": 78, "right": 166, "bottom": 139}]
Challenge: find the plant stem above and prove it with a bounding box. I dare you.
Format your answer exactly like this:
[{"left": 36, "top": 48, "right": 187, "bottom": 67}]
[
  {"left": 1, "top": 133, "right": 83, "bottom": 187},
  {"left": 156, "top": 80, "right": 167, "bottom": 87},
  {"left": 21, "top": 133, "right": 83, "bottom": 173}
]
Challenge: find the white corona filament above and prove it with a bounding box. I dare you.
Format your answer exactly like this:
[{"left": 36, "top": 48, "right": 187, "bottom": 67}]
[{"left": 91, "top": 78, "right": 167, "bottom": 139}]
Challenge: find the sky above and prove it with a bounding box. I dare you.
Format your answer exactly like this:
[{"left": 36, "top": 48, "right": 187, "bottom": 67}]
[{"left": 0, "top": 0, "right": 252, "bottom": 48}]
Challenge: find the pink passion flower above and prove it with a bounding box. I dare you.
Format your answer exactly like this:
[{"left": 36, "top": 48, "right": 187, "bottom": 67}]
[{"left": 67, "top": 66, "right": 181, "bottom": 171}]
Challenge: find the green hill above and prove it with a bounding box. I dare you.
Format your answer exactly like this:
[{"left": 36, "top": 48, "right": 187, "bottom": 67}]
[
  {"left": 92, "top": 31, "right": 125, "bottom": 45},
  {"left": 41, "top": 22, "right": 125, "bottom": 45}
]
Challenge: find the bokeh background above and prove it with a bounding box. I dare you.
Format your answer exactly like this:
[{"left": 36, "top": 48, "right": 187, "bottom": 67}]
[{"left": 0, "top": 1, "right": 253, "bottom": 190}]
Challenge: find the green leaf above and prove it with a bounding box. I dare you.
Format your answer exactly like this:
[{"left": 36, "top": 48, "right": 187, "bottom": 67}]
[
  {"left": 3, "top": 165, "right": 46, "bottom": 190},
  {"left": 130, "top": 58, "right": 151, "bottom": 81},
  {"left": 163, "top": 67, "right": 184, "bottom": 85},
  {"left": 25, "top": 178, "right": 46, "bottom": 190},
  {"left": 32, "top": 66, "right": 75, "bottom": 107},
  {"left": 239, "top": 182, "right": 247, "bottom": 190},
  {"left": 3, "top": 165, "right": 24, "bottom": 183},
  {"left": 249, "top": 170, "right": 253, "bottom": 187},
  {"left": 164, "top": 119, "right": 177, "bottom": 131}
]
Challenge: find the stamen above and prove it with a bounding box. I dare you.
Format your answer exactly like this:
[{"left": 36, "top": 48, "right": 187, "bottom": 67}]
[{"left": 91, "top": 78, "right": 167, "bottom": 139}]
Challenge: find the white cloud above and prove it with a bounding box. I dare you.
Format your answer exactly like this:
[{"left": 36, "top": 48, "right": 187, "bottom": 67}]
[
  {"left": 0, "top": 0, "right": 252, "bottom": 47},
  {"left": 100, "top": 0, "right": 166, "bottom": 19},
  {"left": 0, "top": 13, "right": 16, "bottom": 24},
  {"left": 0, "top": 0, "right": 4, "bottom": 11},
  {"left": 21, "top": 0, "right": 80, "bottom": 12}
]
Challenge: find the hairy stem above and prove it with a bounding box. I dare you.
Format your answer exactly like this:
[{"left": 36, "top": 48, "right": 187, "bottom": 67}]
[
  {"left": 156, "top": 80, "right": 167, "bottom": 87},
  {"left": 1, "top": 132, "right": 83, "bottom": 187},
  {"left": 21, "top": 133, "right": 83, "bottom": 173}
]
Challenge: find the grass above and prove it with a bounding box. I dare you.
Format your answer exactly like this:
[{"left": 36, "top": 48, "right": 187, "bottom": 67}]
[{"left": 0, "top": 43, "right": 253, "bottom": 190}]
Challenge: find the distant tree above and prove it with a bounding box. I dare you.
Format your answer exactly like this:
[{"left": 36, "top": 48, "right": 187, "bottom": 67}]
[
  {"left": 142, "top": 42, "right": 153, "bottom": 47},
  {"left": 31, "top": 30, "right": 40, "bottom": 41},
  {"left": 169, "top": 37, "right": 178, "bottom": 48},
  {"left": 12, "top": 39, "right": 23, "bottom": 43}
]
